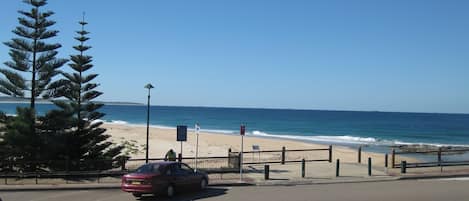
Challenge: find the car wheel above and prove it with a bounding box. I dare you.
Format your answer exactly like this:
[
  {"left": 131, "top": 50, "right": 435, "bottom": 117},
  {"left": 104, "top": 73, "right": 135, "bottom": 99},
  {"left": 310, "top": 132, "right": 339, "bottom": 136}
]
[
  {"left": 166, "top": 184, "right": 175, "bottom": 197},
  {"left": 200, "top": 178, "right": 208, "bottom": 190},
  {"left": 132, "top": 193, "right": 142, "bottom": 198}
]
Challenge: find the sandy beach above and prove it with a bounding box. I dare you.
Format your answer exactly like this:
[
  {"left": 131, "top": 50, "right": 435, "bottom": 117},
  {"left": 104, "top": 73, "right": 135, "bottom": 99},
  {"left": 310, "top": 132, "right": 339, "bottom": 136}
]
[{"left": 104, "top": 123, "right": 415, "bottom": 167}]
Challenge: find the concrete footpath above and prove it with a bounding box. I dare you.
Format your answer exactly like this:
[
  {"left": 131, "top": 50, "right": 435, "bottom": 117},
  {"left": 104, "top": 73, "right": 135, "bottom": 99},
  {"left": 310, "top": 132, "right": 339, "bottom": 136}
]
[{"left": 1, "top": 161, "right": 469, "bottom": 191}]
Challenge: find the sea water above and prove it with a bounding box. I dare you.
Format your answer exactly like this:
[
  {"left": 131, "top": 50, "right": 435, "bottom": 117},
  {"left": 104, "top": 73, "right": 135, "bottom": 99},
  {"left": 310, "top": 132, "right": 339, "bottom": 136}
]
[{"left": 1, "top": 103, "right": 469, "bottom": 160}]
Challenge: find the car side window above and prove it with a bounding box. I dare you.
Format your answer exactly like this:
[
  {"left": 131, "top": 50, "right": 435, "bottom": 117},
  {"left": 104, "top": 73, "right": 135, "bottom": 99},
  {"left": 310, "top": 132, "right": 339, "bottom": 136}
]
[
  {"left": 180, "top": 164, "right": 194, "bottom": 173},
  {"left": 152, "top": 164, "right": 161, "bottom": 174},
  {"left": 168, "top": 164, "right": 178, "bottom": 175},
  {"left": 169, "top": 163, "right": 191, "bottom": 176}
]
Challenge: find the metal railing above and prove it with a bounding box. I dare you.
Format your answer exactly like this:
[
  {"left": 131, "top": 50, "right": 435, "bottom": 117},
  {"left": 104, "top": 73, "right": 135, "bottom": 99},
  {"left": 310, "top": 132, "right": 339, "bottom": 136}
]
[
  {"left": 0, "top": 146, "right": 333, "bottom": 184},
  {"left": 0, "top": 155, "right": 239, "bottom": 184},
  {"left": 390, "top": 147, "right": 469, "bottom": 170},
  {"left": 231, "top": 145, "right": 333, "bottom": 165}
]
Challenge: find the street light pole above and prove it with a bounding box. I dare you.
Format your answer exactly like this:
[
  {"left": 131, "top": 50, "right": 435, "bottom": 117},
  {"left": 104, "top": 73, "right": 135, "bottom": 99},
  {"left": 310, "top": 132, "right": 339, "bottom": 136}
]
[{"left": 145, "top": 83, "right": 154, "bottom": 164}]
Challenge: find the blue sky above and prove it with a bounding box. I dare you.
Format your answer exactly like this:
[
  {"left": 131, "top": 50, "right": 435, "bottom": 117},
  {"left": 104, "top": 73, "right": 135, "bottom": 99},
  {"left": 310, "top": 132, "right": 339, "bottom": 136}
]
[{"left": 1, "top": 0, "right": 468, "bottom": 113}]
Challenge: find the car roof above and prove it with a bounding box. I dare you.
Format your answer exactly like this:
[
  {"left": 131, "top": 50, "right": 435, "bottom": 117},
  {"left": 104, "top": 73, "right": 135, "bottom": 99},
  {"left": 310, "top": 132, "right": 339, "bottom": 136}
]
[{"left": 148, "top": 161, "right": 181, "bottom": 166}]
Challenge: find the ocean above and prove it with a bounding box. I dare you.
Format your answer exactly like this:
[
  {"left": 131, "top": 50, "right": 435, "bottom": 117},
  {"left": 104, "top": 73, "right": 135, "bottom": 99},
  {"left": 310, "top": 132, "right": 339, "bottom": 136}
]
[{"left": 2, "top": 103, "right": 469, "bottom": 160}]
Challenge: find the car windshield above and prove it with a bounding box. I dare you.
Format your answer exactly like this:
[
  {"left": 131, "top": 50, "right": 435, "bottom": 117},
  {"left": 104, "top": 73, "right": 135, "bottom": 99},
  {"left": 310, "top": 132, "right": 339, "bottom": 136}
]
[{"left": 135, "top": 164, "right": 161, "bottom": 174}]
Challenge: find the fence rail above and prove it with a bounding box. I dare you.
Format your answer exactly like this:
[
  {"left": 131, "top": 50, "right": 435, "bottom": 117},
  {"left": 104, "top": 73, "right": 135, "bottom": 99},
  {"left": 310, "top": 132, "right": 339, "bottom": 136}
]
[
  {"left": 0, "top": 146, "right": 333, "bottom": 184},
  {"left": 232, "top": 146, "right": 333, "bottom": 165},
  {"left": 390, "top": 147, "right": 469, "bottom": 172}
]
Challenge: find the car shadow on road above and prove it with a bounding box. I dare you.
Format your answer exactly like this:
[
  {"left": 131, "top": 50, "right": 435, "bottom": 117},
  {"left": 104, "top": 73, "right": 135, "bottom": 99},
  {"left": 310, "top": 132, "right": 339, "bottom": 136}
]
[{"left": 138, "top": 187, "right": 228, "bottom": 201}]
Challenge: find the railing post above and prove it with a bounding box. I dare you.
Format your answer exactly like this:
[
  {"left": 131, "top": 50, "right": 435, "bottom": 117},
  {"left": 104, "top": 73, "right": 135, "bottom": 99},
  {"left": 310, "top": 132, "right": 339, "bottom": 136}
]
[
  {"left": 438, "top": 147, "right": 442, "bottom": 166},
  {"left": 401, "top": 161, "right": 407, "bottom": 174},
  {"left": 301, "top": 159, "right": 305, "bottom": 178},
  {"left": 264, "top": 164, "right": 269, "bottom": 180},
  {"left": 228, "top": 148, "right": 232, "bottom": 167},
  {"left": 281, "top": 146, "right": 286, "bottom": 165},
  {"left": 121, "top": 158, "right": 126, "bottom": 171},
  {"left": 329, "top": 145, "right": 332, "bottom": 163},
  {"left": 391, "top": 149, "right": 395, "bottom": 168},
  {"left": 385, "top": 154, "right": 388, "bottom": 168},
  {"left": 368, "top": 157, "right": 372, "bottom": 176},
  {"left": 358, "top": 146, "right": 362, "bottom": 163},
  {"left": 336, "top": 159, "right": 340, "bottom": 177}
]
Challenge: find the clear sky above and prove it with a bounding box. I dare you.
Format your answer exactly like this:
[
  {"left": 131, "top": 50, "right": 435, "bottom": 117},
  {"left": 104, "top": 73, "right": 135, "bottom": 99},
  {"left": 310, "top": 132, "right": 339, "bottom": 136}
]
[{"left": 1, "top": 0, "right": 468, "bottom": 113}]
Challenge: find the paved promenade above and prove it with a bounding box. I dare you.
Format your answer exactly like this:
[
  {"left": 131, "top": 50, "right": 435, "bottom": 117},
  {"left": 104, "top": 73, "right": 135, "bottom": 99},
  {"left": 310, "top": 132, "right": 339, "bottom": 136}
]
[{"left": 1, "top": 161, "right": 469, "bottom": 191}]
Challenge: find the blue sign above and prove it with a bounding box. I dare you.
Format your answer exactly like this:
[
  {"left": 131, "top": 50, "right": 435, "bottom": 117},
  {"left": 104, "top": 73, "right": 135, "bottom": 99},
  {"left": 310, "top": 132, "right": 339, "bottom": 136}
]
[{"left": 177, "top": 125, "right": 187, "bottom": 141}]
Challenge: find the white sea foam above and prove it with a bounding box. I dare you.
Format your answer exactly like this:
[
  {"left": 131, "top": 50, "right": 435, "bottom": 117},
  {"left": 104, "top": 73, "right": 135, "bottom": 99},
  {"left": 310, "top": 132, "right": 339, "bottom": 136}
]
[
  {"left": 390, "top": 141, "right": 469, "bottom": 148},
  {"left": 100, "top": 121, "right": 469, "bottom": 148},
  {"left": 108, "top": 120, "right": 129, "bottom": 125},
  {"left": 251, "top": 131, "right": 377, "bottom": 144},
  {"left": 6, "top": 113, "right": 17, "bottom": 117},
  {"left": 250, "top": 130, "right": 469, "bottom": 147}
]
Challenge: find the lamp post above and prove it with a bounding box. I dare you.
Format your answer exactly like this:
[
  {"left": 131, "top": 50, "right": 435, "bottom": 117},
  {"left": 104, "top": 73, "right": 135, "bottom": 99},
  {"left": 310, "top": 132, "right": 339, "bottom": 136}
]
[{"left": 145, "top": 83, "right": 154, "bottom": 164}]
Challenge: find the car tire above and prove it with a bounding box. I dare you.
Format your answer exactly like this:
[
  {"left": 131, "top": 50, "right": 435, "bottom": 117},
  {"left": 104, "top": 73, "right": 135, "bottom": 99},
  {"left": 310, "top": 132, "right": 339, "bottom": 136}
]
[
  {"left": 200, "top": 178, "right": 208, "bottom": 190},
  {"left": 166, "top": 184, "right": 175, "bottom": 197},
  {"left": 132, "top": 193, "right": 142, "bottom": 198}
]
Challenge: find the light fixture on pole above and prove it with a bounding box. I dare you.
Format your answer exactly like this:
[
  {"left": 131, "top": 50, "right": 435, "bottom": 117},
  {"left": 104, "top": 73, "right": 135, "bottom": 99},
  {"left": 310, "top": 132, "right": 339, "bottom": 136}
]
[{"left": 145, "top": 83, "right": 154, "bottom": 164}]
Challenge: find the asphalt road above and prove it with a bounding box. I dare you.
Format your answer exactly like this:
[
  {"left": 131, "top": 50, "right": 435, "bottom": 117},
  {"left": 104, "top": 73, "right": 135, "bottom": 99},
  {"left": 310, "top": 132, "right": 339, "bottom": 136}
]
[{"left": 2, "top": 179, "right": 469, "bottom": 201}]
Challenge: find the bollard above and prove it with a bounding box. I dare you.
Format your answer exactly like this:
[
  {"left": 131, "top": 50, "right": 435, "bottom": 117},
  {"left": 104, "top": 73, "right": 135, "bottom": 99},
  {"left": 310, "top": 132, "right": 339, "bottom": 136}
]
[
  {"left": 391, "top": 149, "right": 395, "bottom": 168},
  {"left": 385, "top": 154, "right": 388, "bottom": 168},
  {"left": 178, "top": 153, "right": 182, "bottom": 162},
  {"left": 264, "top": 165, "right": 270, "bottom": 180},
  {"left": 336, "top": 159, "right": 340, "bottom": 177},
  {"left": 281, "top": 146, "right": 286, "bottom": 165},
  {"left": 368, "top": 157, "right": 372, "bottom": 176},
  {"left": 358, "top": 146, "right": 362, "bottom": 163},
  {"left": 238, "top": 153, "right": 242, "bottom": 171},
  {"left": 401, "top": 161, "right": 407, "bottom": 174},
  {"left": 329, "top": 145, "right": 333, "bottom": 163},
  {"left": 301, "top": 159, "right": 305, "bottom": 178}
]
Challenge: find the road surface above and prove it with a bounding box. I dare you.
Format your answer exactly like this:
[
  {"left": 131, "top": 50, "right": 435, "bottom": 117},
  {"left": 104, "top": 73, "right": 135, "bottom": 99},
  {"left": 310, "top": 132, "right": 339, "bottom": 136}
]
[{"left": 1, "top": 179, "right": 469, "bottom": 201}]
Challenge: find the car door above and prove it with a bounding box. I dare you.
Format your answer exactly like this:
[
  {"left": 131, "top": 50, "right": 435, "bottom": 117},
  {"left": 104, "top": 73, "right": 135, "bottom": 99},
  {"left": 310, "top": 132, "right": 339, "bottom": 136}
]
[
  {"left": 179, "top": 163, "right": 201, "bottom": 188},
  {"left": 170, "top": 163, "right": 191, "bottom": 190}
]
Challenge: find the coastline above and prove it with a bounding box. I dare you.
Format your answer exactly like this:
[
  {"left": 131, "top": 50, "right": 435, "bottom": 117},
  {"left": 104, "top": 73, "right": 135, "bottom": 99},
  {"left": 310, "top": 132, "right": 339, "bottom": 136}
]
[{"left": 103, "top": 122, "right": 419, "bottom": 166}]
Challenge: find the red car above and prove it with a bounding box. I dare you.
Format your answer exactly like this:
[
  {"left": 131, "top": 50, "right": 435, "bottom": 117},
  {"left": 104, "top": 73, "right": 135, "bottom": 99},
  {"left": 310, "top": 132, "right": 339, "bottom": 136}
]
[{"left": 121, "top": 161, "right": 209, "bottom": 198}]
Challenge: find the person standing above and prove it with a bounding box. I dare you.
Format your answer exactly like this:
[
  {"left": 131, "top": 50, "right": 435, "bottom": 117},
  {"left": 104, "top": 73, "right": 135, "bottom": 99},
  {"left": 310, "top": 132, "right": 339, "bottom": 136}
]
[{"left": 165, "top": 149, "right": 177, "bottom": 161}]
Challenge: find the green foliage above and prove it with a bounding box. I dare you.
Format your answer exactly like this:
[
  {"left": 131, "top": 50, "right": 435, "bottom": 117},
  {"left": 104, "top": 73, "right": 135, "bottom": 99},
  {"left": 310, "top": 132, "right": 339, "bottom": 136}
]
[
  {"left": 0, "top": 1, "right": 122, "bottom": 172},
  {"left": 45, "top": 18, "right": 123, "bottom": 171},
  {"left": 0, "top": 107, "right": 43, "bottom": 171},
  {"left": 0, "top": 0, "right": 67, "bottom": 109}
]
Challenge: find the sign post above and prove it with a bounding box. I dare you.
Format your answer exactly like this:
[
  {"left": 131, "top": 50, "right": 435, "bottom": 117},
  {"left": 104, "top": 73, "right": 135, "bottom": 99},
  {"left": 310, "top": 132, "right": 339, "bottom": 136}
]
[
  {"left": 177, "top": 125, "right": 187, "bottom": 161},
  {"left": 240, "top": 125, "right": 245, "bottom": 181},
  {"left": 195, "top": 123, "right": 200, "bottom": 172}
]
